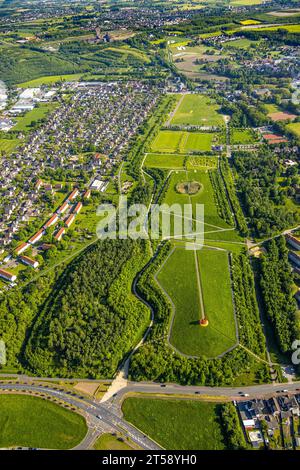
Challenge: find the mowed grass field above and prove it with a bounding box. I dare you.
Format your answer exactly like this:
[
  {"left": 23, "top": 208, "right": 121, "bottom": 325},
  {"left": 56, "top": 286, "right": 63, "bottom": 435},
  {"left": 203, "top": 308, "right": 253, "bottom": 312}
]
[
  {"left": 169, "top": 94, "right": 224, "bottom": 127},
  {"left": 93, "top": 433, "right": 135, "bottom": 450},
  {"left": 0, "top": 394, "right": 87, "bottom": 449},
  {"left": 287, "top": 122, "right": 300, "bottom": 137},
  {"left": 150, "top": 130, "right": 217, "bottom": 153},
  {"left": 14, "top": 103, "right": 57, "bottom": 132},
  {"left": 161, "top": 169, "right": 238, "bottom": 241},
  {"left": 0, "top": 138, "right": 20, "bottom": 154},
  {"left": 144, "top": 154, "right": 218, "bottom": 170},
  {"left": 122, "top": 397, "right": 226, "bottom": 450},
  {"left": 231, "top": 129, "right": 259, "bottom": 144},
  {"left": 157, "top": 247, "right": 236, "bottom": 357}
]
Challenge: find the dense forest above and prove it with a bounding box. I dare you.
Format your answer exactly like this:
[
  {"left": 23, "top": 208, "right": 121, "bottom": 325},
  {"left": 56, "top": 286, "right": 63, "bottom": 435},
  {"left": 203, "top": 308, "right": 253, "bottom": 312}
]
[
  {"left": 24, "top": 239, "right": 150, "bottom": 378},
  {"left": 259, "top": 236, "right": 299, "bottom": 354},
  {"left": 232, "top": 149, "right": 299, "bottom": 238}
]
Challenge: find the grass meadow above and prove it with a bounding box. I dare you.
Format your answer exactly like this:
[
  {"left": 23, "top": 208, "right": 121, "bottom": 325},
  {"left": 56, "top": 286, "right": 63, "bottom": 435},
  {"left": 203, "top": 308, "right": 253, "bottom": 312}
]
[
  {"left": 0, "top": 394, "right": 87, "bottom": 449},
  {"left": 122, "top": 397, "right": 227, "bottom": 450},
  {"left": 169, "top": 94, "right": 224, "bottom": 127},
  {"left": 157, "top": 247, "right": 236, "bottom": 357}
]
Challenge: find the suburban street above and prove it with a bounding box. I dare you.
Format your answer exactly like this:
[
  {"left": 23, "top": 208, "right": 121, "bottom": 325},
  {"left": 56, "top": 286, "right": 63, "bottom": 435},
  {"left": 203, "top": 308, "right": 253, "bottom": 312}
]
[{"left": 1, "top": 377, "right": 300, "bottom": 449}]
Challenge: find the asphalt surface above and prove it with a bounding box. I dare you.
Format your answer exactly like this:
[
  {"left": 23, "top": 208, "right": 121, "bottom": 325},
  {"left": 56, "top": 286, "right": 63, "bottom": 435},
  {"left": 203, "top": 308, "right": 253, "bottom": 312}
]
[{"left": 1, "top": 379, "right": 300, "bottom": 450}]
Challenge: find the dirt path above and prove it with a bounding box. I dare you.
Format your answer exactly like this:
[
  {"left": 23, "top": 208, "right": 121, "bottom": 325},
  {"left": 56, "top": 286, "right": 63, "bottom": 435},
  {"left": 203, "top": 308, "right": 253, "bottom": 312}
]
[{"left": 165, "top": 93, "right": 185, "bottom": 127}]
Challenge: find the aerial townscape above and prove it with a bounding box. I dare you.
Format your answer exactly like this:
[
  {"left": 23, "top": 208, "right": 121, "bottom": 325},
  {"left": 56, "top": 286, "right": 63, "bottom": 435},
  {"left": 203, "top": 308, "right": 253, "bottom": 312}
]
[{"left": 0, "top": 0, "right": 300, "bottom": 459}]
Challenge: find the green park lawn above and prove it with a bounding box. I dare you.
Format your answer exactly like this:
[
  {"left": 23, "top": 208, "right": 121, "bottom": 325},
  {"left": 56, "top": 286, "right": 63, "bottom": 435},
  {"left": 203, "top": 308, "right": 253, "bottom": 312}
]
[
  {"left": 170, "top": 94, "right": 224, "bottom": 127},
  {"left": 184, "top": 132, "right": 214, "bottom": 152},
  {"left": 157, "top": 247, "right": 237, "bottom": 357},
  {"left": 150, "top": 130, "right": 183, "bottom": 153},
  {"left": 122, "top": 397, "right": 227, "bottom": 450},
  {"left": 0, "top": 394, "right": 87, "bottom": 449},
  {"left": 230, "top": 129, "right": 259, "bottom": 145},
  {"left": 0, "top": 138, "right": 20, "bottom": 155},
  {"left": 287, "top": 122, "right": 300, "bottom": 138},
  {"left": 93, "top": 433, "right": 135, "bottom": 450},
  {"left": 13, "top": 103, "right": 57, "bottom": 132},
  {"left": 144, "top": 153, "right": 186, "bottom": 169},
  {"left": 161, "top": 169, "right": 237, "bottom": 240}
]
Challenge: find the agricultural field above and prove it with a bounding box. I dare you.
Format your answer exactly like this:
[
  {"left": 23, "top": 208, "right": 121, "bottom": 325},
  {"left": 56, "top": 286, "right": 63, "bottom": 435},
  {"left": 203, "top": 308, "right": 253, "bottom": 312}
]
[
  {"left": 17, "top": 74, "right": 84, "bottom": 88},
  {"left": 0, "top": 394, "right": 87, "bottom": 449},
  {"left": 122, "top": 397, "right": 227, "bottom": 450},
  {"left": 169, "top": 94, "right": 224, "bottom": 127},
  {"left": 157, "top": 247, "right": 237, "bottom": 357}
]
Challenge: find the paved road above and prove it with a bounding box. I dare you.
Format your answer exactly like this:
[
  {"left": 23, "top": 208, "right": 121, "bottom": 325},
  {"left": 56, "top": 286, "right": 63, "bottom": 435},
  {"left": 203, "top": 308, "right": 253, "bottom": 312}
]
[
  {"left": 116, "top": 380, "right": 300, "bottom": 401},
  {"left": 0, "top": 383, "right": 161, "bottom": 451}
]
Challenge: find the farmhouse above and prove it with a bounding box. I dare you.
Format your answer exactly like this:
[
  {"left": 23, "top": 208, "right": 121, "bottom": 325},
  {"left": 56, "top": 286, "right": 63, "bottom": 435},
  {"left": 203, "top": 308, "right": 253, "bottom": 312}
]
[
  {"left": 54, "top": 227, "right": 65, "bottom": 241},
  {"left": 28, "top": 229, "right": 44, "bottom": 245},
  {"left": 19, "top": 255, "right": 39, "bottom": 269},
  {"left": 65, "top": 214, "right": 75, "bottom": 228},
  {"left": 0, "top": 268, "right": 17, "bottom": 283},
  {"left": 15, "top": 241, "right": 30, "bottom": 255}
]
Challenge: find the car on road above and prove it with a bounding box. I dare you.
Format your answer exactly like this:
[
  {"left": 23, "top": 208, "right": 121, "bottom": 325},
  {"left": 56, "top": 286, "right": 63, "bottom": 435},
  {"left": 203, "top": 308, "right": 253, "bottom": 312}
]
[
  {"left": 241, "top": 393, "right": 249, "bottom": 397},
  {"left": 282, "top": 389, "right": 289, "bottom": 393},
  {"left": 96, "top": 415, "right": 102, "bottom": 419},
  {"left": 160, "top": 384, "right": 166, "bottom": 387}
]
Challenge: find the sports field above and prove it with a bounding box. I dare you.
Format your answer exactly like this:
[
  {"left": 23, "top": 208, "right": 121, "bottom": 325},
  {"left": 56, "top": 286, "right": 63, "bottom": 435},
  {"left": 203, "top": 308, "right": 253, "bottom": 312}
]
[
  {"left": 150, "top": 130, "right": 216, "bottom": 153},
  {"left": 122, "top": 397, "right": 227, "bottom": 450},
  {"left": 0, "top": 394, "right": 87, "bottom": 449},
  {"left": 169, "top": 94, "right": 224, "bottom": 127},
  {"left": 157, "top": 247, "right": 237, "bottom": 357}
]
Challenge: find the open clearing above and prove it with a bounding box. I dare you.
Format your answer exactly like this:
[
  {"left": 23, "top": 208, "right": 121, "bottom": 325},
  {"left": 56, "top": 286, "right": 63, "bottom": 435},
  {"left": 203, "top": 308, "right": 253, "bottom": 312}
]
[
  {"left": 231, "top": 129, "right": 259, "bottom": 144},
  {"left": 287, "top": 122, "right": 300, "bottom": 137},
  {"left": 16, "top": 73, "right": 84, "bottom": 87},
  {"left": 0, "top": 139, "right": 20, "bottom": 154},
  {"left": 150, "top": 130, "right": 219, "bottom": 153},
  {"left": 157, "top": 247, "right": 237, "bottom": 357},
  {"left": 144, "top": 154, "right": 218, "bottom": 170},
  {"left": 162, "top": 169, "right": 239, "bottom": 241},
  {"left": 122, "top": 397, "right": 226, "bottom": 450},
  {"left": 169, "top": 94, "right": 224, "bottom": 127},
  {"left": 13, "top": 103, "right": 57, "bottom": 132},
  {"left": 0, "top": 394, "right": 87, "bottom": 449}
]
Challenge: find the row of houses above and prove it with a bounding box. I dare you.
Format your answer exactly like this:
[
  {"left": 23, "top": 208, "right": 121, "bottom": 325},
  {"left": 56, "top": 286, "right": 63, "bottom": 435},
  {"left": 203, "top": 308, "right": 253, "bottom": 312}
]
[{"left": 238, "top": 395, "right": 300, "bottom": 449}]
